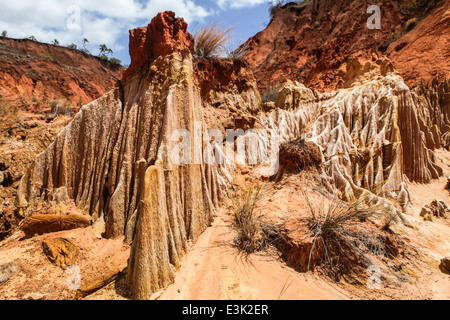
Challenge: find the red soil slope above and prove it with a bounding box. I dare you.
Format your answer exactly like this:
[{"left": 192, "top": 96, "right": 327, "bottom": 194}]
[
  {"left": 243, "top": 0, "right": 449, "bottom": 93},
  {"left": 0, "top": 37, "right": 123, "bottom": 108}
]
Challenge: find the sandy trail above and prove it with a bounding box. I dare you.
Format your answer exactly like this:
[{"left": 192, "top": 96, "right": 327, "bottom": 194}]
[{"left": 155, "top": 212, "right": 350, "bottom": 300}]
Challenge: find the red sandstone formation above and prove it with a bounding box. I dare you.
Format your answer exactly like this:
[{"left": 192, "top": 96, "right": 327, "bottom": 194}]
[
  {"left": 243, "top": 0, "right": 449, "bottom": 93},
  {"left": 15, "top": 12, "right": 222, "bottom": 299},
  {"left": 7, "top": 7, "right": 450, "bottom": 301},
  {"left": 123, "top": 11, "right": 194, "bottom": 80}
]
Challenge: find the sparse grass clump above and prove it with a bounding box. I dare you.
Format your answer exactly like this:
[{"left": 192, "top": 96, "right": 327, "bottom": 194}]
[
  {"left": 225, "top": 41, "right": 249, "bottom": 60},
  {"left": 48, "top": 99, "right": 75, "bottom": 117},
  {"left": 194, "top": 23, "right": 232, "bottom": 59},
  {"left": 302, "top": 191, "right": 398, "bottom": 281},
  {"left": 229, "top": 184, "right": 281, "bottom": 254},
  {"left": 0, "top": 100, "right": 18, "bottom": 118}
]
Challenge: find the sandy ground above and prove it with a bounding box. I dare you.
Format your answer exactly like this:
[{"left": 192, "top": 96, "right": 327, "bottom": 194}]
[
  {"left": 150, "top": 150, "right": 450, "bottom": 301},
  {"left": 154, "top": 213, "right": 350, "bottom": 300},
  {"left": 1, "top": 151, "right": 450, "bottom": 300},
  {"left": 0, "top": 221, "right": 130, "bottom": 300}
]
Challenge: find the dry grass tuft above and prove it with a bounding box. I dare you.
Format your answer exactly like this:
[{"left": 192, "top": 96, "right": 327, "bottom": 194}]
[
  {"left": 0, "top": 99, "right": 18, "bottom": 119},
  {"left": 225, "top": 41, "right": 249, "bottom": 60},
  {"left": 194, "top": 23, "right": 232, "bottom": 59},
  {"left": 228, "top": 183, "right": 282, "bottom": 254},
  {"left": 302, "top": 189, "right": 398, "bottom": 281},
  {"left": 48, "top": 99, "right": 76, "bottom": 117}
]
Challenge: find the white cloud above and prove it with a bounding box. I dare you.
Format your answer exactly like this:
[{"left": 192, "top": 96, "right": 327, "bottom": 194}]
[
  {"left": 0, "top": 0, "right": 211, "bottom": 55},
  {"left": 217, "top": 0, "right": 269, "bottom": 10}
]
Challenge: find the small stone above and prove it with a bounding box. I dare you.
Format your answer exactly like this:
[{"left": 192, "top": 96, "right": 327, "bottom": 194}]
[
  {"left": 0, "top": 158, "right": 9, "bottom": 171},
  {"left": 22, "top": 293, "right": 46, "bottom": 300},
  {"left": 420, "top": 206, "right": 432, "bottom": 218},
  {"left": 42, "top": 238, "right": 79, "bottom": 269},
  {"left": 440, "top": 257, "right": 450, "bottom": 274}
]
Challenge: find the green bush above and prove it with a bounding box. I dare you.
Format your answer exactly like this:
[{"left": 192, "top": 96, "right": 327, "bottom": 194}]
[{"left": 109, "top": 57, "right": 122, "bottom": 66}]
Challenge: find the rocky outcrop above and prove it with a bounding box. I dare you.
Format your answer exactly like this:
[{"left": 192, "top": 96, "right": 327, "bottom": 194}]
[
  {"left": 243, "top": 0, "right": 449, "bottom": 93},
  {"left": 21, "top": 214, "right": 91, "bottom": 238},
  {"left": 42, "top": 238, "right": 79, "bottom": 269},
  {"left": 261, "top": 63, "right": 442, "bottom": 203},
  {"left": 195, "top": 58, "right": 262, "bottom": 134},
  {"left": 16, "top": 11, "right": 223, "bottom": 299},
  {"left": 414, "top": 78, "right": 450, "bottom": 150},
  {"left": 420, "top": 200, "right": 450, "bottom": 221},
  {"left": 122, "top": 11, "right": 194, "bottom": 80},
  {"left": 386, "top": 0, "right": 450, "bottom": 88}
]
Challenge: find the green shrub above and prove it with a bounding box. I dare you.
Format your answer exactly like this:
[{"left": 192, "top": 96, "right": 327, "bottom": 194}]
[{"left": 109, "top": 57, "right": 122, "bottom": 66}]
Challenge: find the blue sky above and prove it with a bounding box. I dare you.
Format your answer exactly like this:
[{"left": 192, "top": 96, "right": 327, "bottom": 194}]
[{"left": 0, "top": 0, "right": 275, "bottom": 65}]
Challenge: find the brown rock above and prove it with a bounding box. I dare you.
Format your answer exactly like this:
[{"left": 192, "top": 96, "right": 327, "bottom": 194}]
[
  {"left": 42, "top": 238, "right": 79, "bottom": 269},
  {"left": 122, "top": 11, "right": 194, "bottom": 80},
  {"left": 440, "top": 257, "right": 450, "bottom": 274},
  {"left": 21, "top": 214, "right": 91, "bottom": 238},
  {"left": 194, "top": 58, "right": 262, "bottom": 135},
  {"left": 420, "top": 200, "right": 450, "bottom": 220},
  {"left": 75, "top": 268, "right": 120, "bottom": 300},
  {"left": 278, "top": 138, "right": 322, "bottom": 173}
]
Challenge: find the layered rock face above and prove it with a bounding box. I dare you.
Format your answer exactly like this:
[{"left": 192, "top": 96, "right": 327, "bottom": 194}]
[
  {"left": 244, "top": 0, "right": 449, "bottom": 93},
  {"left": 12, "top": 8, "right": 447, "bottom": 300},
  {"left": 261, "top": 59, "right": 443, "bottom": 201},
  {"left": 414, "top": 78, "right": 450, "bottom": 150},
  {"left": 16, "top": 12, "right": 224, "bottom": 299},
  {"left": 195, "top": 58, "right": 262, "bottom": 134}
]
